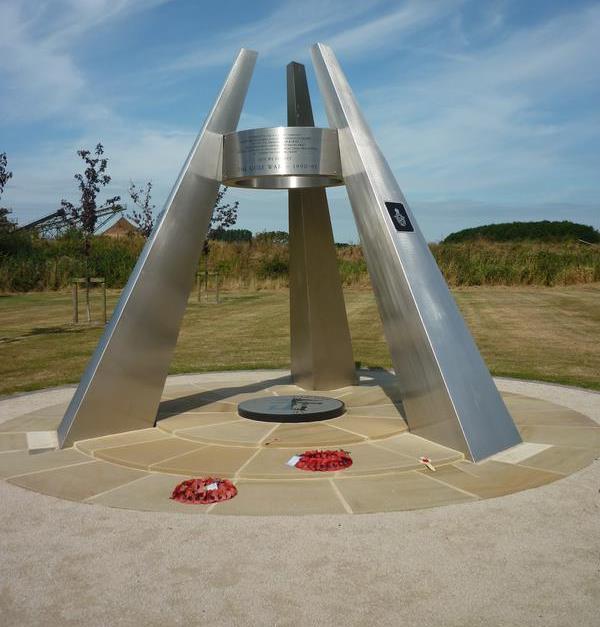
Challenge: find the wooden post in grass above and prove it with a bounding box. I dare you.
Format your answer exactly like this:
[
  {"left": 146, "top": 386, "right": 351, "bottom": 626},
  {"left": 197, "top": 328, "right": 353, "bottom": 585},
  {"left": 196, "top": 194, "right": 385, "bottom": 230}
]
[
  {"left": 72, "top": 277, "right": 106, "bottom": 324},
  {"left": 72, "top": 281, "right": 79, "bottom": 324}
]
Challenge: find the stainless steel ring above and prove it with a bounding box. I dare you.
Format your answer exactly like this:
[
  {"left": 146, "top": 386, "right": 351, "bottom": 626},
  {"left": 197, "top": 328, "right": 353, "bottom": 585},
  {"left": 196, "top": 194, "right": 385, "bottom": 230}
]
[{"left": 222, "top": 126, "right": 343, "bottom": 189}]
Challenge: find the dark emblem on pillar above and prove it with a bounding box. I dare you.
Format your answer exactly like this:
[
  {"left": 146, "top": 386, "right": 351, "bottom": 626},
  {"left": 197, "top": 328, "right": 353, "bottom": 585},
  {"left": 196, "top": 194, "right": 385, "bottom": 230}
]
[{"left": 385, "top": 202, "right": 413, "bottom": 232}]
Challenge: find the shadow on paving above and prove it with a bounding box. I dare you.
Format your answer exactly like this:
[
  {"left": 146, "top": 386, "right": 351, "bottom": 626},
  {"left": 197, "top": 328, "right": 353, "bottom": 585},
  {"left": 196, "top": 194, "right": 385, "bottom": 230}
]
[{"left": 155, "top": 368, "right": 405, "bottom": 422}]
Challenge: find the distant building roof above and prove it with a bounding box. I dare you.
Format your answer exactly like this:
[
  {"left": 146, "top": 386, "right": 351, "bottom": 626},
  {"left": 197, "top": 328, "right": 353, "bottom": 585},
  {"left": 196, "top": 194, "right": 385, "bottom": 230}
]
[{"left": 102, "top": 216, "right": 138, "bottom": 238}]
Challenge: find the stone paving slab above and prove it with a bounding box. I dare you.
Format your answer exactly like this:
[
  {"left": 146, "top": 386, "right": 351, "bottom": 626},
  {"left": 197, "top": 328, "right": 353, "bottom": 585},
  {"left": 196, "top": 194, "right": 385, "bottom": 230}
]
[
  {"left": 518, "top": 424, "right": 600, "bottom": 447},
  {"left": 95, "top": 438, "right": 205, "bottom": 469},
  {"left": 334, "top": 470, "right": 477, "bottom": 513},
  {"left": 427, "top": 460, "right": 562, "bottom": 498},
  {"left": 87, "top": 473, "right": 210, "bottom": 513},
  {"left": 152, "top": 445, "right": 257, "bottom": 476},
  {"left": 0, "top": 371, "right": 598, "bottom": 517},
  {"left": 173, "top": 418, "right": 278, "bottom": 445},
  {"left": 210, "top": 479, "right": 348, "bottom": 516},
  {"left": 0, "top": 447, "right": 90, "bottom": 479},
  {"left": 157, "top": 412, "right": 241, "bottom": 432},
  {"left": 75, "top": 428, "right": 171, "bottom": 454},
  {"left": 8, "top": 460, "right": 147, "bottom": 501},
  {"left": 518, "top": 445, "right": 600, "bottom": 474}
]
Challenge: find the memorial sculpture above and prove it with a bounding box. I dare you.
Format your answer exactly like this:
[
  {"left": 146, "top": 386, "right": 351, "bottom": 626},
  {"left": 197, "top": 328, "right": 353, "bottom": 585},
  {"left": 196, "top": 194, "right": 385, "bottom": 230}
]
[{"left": 58, "top": 44, "right": 521, "bottom": 462}]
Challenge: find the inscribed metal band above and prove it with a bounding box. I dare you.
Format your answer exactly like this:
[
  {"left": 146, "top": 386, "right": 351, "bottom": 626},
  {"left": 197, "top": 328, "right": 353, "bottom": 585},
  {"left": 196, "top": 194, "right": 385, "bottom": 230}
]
[{"left": 222, "top": 126, "right": 343, "bottom": 189}]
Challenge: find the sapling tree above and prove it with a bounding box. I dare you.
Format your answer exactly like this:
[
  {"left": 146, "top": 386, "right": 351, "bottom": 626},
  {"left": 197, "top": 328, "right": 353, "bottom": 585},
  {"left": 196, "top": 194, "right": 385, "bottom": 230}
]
[
  {"left": 201, "top": 186, "right": 239, "bottom": 284},
  {"left": 127, "top": 180, "right": 155, "bottom": 237},
  {"left": 0, "top": 152, "right": 12, "bottom": 199},
  {"left": 0, "top": 152, "right": 16, "bottom": 233},
  {"left": 60, "top": 143, "right": 121, "bottom": 322}
]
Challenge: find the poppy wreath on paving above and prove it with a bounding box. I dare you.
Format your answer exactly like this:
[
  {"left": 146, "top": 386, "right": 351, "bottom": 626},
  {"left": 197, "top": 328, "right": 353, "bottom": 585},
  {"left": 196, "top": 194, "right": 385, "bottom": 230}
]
[
  {"left": 170, "top": 477, "right": 237, "bottom": 504},
  {"left": 295, "top": 449, "right": 353, "bottom": 472}
]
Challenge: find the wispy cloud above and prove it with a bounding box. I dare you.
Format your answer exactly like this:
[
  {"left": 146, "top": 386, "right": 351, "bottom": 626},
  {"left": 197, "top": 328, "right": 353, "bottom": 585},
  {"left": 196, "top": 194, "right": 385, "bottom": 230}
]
[
  {"left": 1, "top": 0, "right": 598, "bottom": 241},
  {"left": 326, "top": 0, "right": 462, "bottom": 57},
  {"left": 163, "top": 0, "right": 390, "bottom": 71},
  {"left": 360, "top": 3, "right": 600, "bottom": 209},
  {"left": 0, "top": 0, "right": 170, "bottom": 121}
]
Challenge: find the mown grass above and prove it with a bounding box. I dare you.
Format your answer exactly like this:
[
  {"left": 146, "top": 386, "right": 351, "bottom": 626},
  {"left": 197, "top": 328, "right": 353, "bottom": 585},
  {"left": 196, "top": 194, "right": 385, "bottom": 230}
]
[{"left": 1, "top": 285, "right": 598, "bottom": 396}]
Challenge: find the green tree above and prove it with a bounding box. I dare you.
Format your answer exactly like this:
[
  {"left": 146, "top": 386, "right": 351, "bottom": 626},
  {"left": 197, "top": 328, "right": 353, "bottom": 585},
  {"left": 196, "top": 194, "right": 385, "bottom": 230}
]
[
  {"left": 0, "top": 152, "right": 16, "bottom": 233},
  {"left": 127, "top": 180, "right": 155, "bottom": 237},
  {"left": 60, "top": 143, "right": 122, "bottom": 322},
  {"left": 200, "top": 187, "right": 239, "bottom": 286}
]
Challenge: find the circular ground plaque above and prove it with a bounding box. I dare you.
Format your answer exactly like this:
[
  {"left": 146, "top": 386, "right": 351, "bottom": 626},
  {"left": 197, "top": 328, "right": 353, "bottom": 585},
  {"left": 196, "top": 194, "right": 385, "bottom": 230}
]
[
  {"left": 238, "top": 395, "right": 345, "bottom": 422},
  {"left": 222, "top": 126, "right": 343, "bottom": 189}
]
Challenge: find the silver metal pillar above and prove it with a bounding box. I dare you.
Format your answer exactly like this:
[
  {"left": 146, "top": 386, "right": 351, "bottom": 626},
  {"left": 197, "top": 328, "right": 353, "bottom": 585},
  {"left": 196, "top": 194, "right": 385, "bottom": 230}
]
[
  {"left": 287, "top": 62, "right": 356, "bottom": 390},
  {"left": 311, "top": 43, "right": 521, "bottom": 460},
  {"left": 58, "top": 49, "right": 257, "bottom": 447}
]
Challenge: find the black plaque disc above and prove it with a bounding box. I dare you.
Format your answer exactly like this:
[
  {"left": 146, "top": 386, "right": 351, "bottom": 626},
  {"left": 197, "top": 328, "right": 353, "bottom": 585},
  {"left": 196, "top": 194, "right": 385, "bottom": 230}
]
[{"left": 238, "top": 395, "right": 345, "bottom": 423}]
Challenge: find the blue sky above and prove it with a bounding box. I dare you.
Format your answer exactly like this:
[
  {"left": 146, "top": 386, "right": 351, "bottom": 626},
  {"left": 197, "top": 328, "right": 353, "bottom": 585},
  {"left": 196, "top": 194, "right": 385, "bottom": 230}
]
[{"left": 1, "top": 0, "right": 598, "bottom": 242}]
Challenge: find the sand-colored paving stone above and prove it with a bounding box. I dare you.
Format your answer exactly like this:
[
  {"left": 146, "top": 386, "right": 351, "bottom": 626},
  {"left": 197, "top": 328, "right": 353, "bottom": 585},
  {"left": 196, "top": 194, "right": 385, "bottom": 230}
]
[
  {"left": 326, "top": 415, "right": 408, "bottom": 439},
  {"left": 504, "top": 393, "right": 594, "bottom": 426},
  {"left": 234, "top": 447, "right": 338, "bottom": 479},
  {"left": 374, "top": 433, "right": 464, "bottom": 465},
  {"left": 334, "top": 471, "right": 477, "bottom": 513},
  {"left": 173, "top": 419, "right": 278, "bottom": 446},
  {"left": 518, "top": 445, "right": 600, "bottom": 475},
  {"left": 230, "top": 441, "right": 423, "bottom": 479},
  {"left": 210, "top": 479, "right": 348, "bottom": 515},
  {"left": 0, "top": 447, "right": 90, "bottom": 478},
  {"left": 76, "top": 428, "right": 171, "bottom": 454},
  {"left": 345, "top": 403, "right": 405, "bottom": 419},
  {"left": 87, "top": 473, "right": 212, "bottom": 513},
  {"left": 158, "top": 385, "right": 214, "bottom": 400},
  {"left": 517, "top": 424, "right": 600, "bottom": 448},
  {"left": 8, "top": 460, "right": 147, "bottom": 501},
  {"left": 95, "top": 437, "right": 205, "bottom": 469},
  {"left": 339, "top": 442, "right": 433, "bottom": 476},
  {"left": 342, "top": 386, "right": 401, "bottom": 407},
  {"left": 158, "top": 399, "right": 239, "bottom": 417},
  {"left": 1, "top": 373, "right": 598, "bottom": 516},
  {"left": 427, "top": 460, "right": 562, "bottom": 498},
  {"left": 152, "top": 445, "right": 257, "bottom": 476},
  {"left": 157, "top": 412, "right": 240, "bottom": 432},
  {"left": 0, "top": 432, "right": 28, "bottom": 451},
  {"left": 157, "top": 396, "right": 228, "bottom": 416},
  {"left": 263, "top": 421, "right": 364, "bottom": 447}
]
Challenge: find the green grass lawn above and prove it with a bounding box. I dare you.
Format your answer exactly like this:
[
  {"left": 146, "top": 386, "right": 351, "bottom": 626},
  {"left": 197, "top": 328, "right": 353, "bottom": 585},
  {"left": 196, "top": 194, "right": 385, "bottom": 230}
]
[{"left": 1, "top": 285, "right": 599, "bottom": 396}]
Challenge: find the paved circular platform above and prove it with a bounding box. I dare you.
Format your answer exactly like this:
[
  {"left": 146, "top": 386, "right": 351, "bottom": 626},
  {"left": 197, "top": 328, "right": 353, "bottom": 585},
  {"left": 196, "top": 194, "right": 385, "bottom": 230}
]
[{"left": 0, "top": 370, "right": 598, "bottom": 515}]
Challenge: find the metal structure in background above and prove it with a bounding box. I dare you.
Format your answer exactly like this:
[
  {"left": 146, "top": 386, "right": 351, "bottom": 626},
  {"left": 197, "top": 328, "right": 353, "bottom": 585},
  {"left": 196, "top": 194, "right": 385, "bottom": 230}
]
[
  {"left": 286, "top": 62, "right": 356, "bottom": 390},
  {"left": 58, "top": 49, "right": 257, "bottom": 446},
  {"left": 18, "top": 205, "right": 123, "bottom": 238},
  {"left": 59, "top": 44, "right": 521, "bottom": 461}
]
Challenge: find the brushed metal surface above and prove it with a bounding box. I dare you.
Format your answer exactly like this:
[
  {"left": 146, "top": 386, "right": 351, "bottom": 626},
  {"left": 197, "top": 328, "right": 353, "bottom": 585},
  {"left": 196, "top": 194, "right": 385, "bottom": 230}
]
[
  {"left": 311, "top": 43, "right": 521, "bottom": 460},
  {"left": 287, "top": 61, "right": 356, "bottom": 390},
  {"left": 57, "top": 49, "right": 257, "bottom": 447},
  {"left": 222, "top": 126, "right": 343, "bottom": 189}
]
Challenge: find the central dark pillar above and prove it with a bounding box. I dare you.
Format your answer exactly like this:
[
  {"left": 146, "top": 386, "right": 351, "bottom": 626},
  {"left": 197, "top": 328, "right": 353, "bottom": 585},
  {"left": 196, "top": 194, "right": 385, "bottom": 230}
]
[{"left": 287, "top": 61, "right": 357, "bottom": 390}]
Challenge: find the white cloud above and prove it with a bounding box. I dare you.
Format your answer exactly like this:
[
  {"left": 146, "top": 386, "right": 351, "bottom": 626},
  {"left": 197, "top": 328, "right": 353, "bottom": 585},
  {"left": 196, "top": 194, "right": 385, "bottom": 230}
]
[
  {"left": 2, "top": 0, "right": 598, "bottom": 241},
  {"left": 163, "top": 0, "right": 388, "bottom": 71},
  {"left": 358, "top": 3, "right": 600, "bottom": 209},
  {"left": 325, "top": 0, "right": 462, "bottom": 57},
  {"left": 0, "top": 0, "right": 171, "bottom": 121}
]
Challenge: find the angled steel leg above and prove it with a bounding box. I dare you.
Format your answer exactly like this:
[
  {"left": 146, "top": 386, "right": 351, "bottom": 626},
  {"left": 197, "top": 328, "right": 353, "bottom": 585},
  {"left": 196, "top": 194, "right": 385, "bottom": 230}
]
[
  {"left": 287, "top": 62, "right": 356, "bottom": 390},
  {"left": 58, "top": 49, "right": 257, "bottom": 447},
  {"left": 311, "top": 43, "right": 521, "bottom": 460}
]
